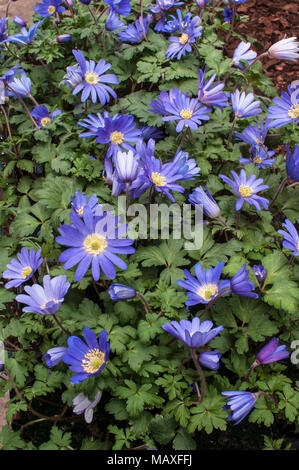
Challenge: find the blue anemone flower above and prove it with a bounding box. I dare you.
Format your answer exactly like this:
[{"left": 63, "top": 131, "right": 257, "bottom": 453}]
[
  {"left": 235, "top": 121, "right": 269, "bottom": 148},
  {"left": 159, "top": 89, "right": 211, "bottom": 132},
  {"left": 118, "top": 15, "right": 152, "bottom": 43},
  {"left": 177, "top": 262, "right": 231, "bottom": 306},
  {"left": 149, "top": 0, "right": 184, "bottom": 14},
  {"left": 105, "top": 10, "right": 125, "bottom": 31},
  {"left": 62, "top": 327, "right": 110, "bottom": 384},
  {"left": 199, "top": 350, "right": 222, "bottom": 370},
  {"left": 230, "top": 264, "right": 258, "bottom": 299},
  {"left": 44, "top": 347, "right": 67, "bottom": 367},
  {"left": 255, "top": 338, "right": 289, "bottom": 365},
  {"left": 56, "top": 206, "right": 135, "bottom": 281},
  {"left": 70, "top": 49, "right": 119, "bottom": 105},
  {"left": 78, "top": 112, "right": 109, "bottom": 138},
  {"left": 220, "top": 169, "right": 269, "bottom": 211},
  {"left": 267, "top": 83, "right": 299, "bottom": 128},
  {"left": 3, "top": 248, "right": 43, "bottom": 289},
  {"left": 3, "top": 20, "right": 44, "bottom": 45},
  {"left": 278, "top": 219, "right": 299, "bottom": 256},
  {"left": 95, "top": 114, "right": 142, "bottom": 158},
  {"left": 162, "top": 318, "right": 224, "bottom": 349},
  {"left": 114, "top": 150, "right": 139, "bottom": 183},
  {"left": 72, "top": 391, "right": 102, "bottom": 423},
  {"left": 108, "top": 283, "right": 136, "bottom": 300},
  {"left": 0, "top": 17, "right": 8, "bottom": 42},
  {"left": 231, "top": 41, "right": 257, "bottom": 69},
  {"left": 239, "top": 146, "right": 276, "bottom": 169},
  {"left": 13, "top": 16, "right": 27, "bottom": 27},
  {"left": 197, "top": 68, "right": 229, "bottom": 109},
  {"left": 70, "top": 190, "right": 99, "bottom": 217},
  {"left": 223, "top": 8, "right": 234, "bottom": 22},
  {"left": 31, "top": 105, "right": 62, "bottom": 127},
  {"left": 104, "top": 0, "right": 131, "bottom": 16},
  {"left": 286, "top": 144, "right": 299, "bottom": 182},
  {"left": 15, "top": 275, "right": 70, "bottom": 315},
  {"left": 34, "top": 0, "right": 65, "bottom": 17},
  {"left": 252, "top": 265, "right": 267, "bottom": 284},
  {"left": 231, "top": 89, "right": 262, "bottom": 118},
  {"left": 189, "top": 185, "right": 220, "bottom": 219},
  {"left": 166, "top": 13, "right": 202, "bottom": 60},
  {"left": 6, "top": 74, "right": 32, "bottom": 99},
  {"left": 222, "top": 391, "right": 256, "bottom": 425}
]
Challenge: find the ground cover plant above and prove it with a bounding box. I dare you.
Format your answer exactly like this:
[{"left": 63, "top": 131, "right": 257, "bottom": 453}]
[{"left": 0, "top": 0, "right": 298, "bottom": 451}]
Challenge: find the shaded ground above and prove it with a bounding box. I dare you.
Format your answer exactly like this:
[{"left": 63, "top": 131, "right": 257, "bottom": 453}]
[
  {"left": 228, "top": 0, "right": 299, "bottom": 91},
  {"left": 0, "top": 0, "right": 38, "bottom": 22}
]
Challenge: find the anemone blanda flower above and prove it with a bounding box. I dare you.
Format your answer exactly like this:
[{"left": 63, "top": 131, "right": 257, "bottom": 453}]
[
  {"left": 197, "top": 68, "right": 229, "bottom": 110},
  {"left": 162, "top": 318, "right": 224, "bottom": 349},
  {"left": 0, "top": 65, "right": 24, "bottom": 84},
  {"left": 223, "top": 8, "right": 234, "bottom": 22},
  {"left": 0, "top": 17, "right": 8, "bottom": 42},
  {"left": 235, "top": 121, "right": 269, "bottom": 148},
  {"left": 56, "top": 206, "right": 135, "bottom": 281},
  {"left": 72, "top": 391, "right": 102, "bottom": 423},
  {"left": 44, "top": 347, "right": 67, "bottom": 367},
  {"left": 188, "top": 185, "right": 220, "bottom": 219},
  {"left": 134, "top": 139, "right": 199, "bottom": 202},
  {"left": 231, "top": 41, "right": 257, "bottom": 69},
  {"left": 104, "top": 0, "right": 131, "bottom": 16},
  {"left": 108, "top": 283, "right": 137, "bottom": 300},
  {"left": 13, "top": 16, "right": 27, "bottom": 27},
  {"left": 105, "top": 10, "right": 125, "bottom": 31},
  {"left": 70, "top": 190, "right": 99, "bottom": 217},
  {"left": 231, "top": 90, "right": 262, "bottom": 118},
  {"left": 78, "top": 112, "right": 110, "bottom": 138},
  {"left": 252, "top": 265, "right": 267, "bottom": 284},
  {"left": 255, "top": 338, "right": 289, "bottom": 365},
  {"left": 239, "top": 146, "right": 276, "bottom": 169},
  {"left": 31, "top": 105, "right": 62, "bottom": 127},
  {"left": 160, "top": 89, "right": 211, "bottom": 132},
  {"left": 268, "top": 37, "right": 299, "bottom": 62},
  {"left": 70, "top": 50, "right": 119, "bottom": 105},
  {"left": 149, "top": 0, "right": 184, "bottom": 14},
  {"left": 166, "top": 13, "right": 202, "bottom": 60},
  {"left": 61, "top": 66, "right": 83, "bottom": 89},
  {"left": 230, "top": 264, "right": 258, "bottom": 299},
  {"left": 139, "top": 124, "right": 164, "bottom": 141},
  {"left": 3, "top": 248, "right": 43, "bottom": 289},
  {"left": 286, "top": 144, "right": 299, "bottom": 182},
  {"left": 266, "top": 83, "right": 299, "bottom": 128},
  {"left": 16, "top": 275, "right": 70, "bottom": 315},
  {"left": 222, "top": 391, "right": 256, "bottom": 425},
  {"left": 157, "top": 14, "right": 179, "bottom": 34},
  {"left": 114, "top": 150, "right": 140, "bottom": 183},
  {"left": 95, "top": 114, "right": 142, "bottom": 159},
  {"left": 118, "top": 15, "right": 152, "bottom": 43},
  {"left": 3, "top": 20, "right": 44, "bottom": 45},
  {"left": 199, "top": 350, "right": 222, "bottom": 370},
  {"left": 220, "top": 170, "right": 269, "bottom": 211},
  {"left": 177, "top": 262, "right": 231, "bottom": 306},
  {"left": 277, "top": 219, "right": 299, "bottom": 256},
  {"left": 34, "top": 0, "right": 65, "bottom": 17},
  {"left": 62, "top": 327, "right": 110, "bottom": 384},
  {"left": 6, "top": 74, "right": 31, "bottom": 99},
  {"left": 149, "top": 88, "right": 179, "bottom": 116}
]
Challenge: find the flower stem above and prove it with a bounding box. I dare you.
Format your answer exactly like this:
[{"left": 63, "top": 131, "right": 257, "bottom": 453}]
[
  {"left": 235, "top": 209, "right": 240, "bottom": 230},
  {"left": 190, "top": 349, "right": 206, "bottom": 402},
  {"left": 227, "top": 115, "right": 237, "bottom": 148},
  {"left": 88, "top": 5, "right": 98, "bottom": 25},
  {"left": 136, "top": 291, "right": 152, "bottom": 314},
  {"left": 53, "top": 314, "right": 70, "bottom": 335},
  {"left": 6, "top": 85, "right": 38, "bottom": 127},
  {"left": 126, "top": 182, "right": 130, "bottom": 210},
  {"left": 140, "top": 0, "right": 148, "bottom": 41},
  {"left": 268, "top": 176, "right": 289, "bottom": 209}
]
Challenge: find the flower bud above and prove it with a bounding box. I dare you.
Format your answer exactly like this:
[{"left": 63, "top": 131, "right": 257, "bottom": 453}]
[
  {"left": 56, "top": 34, "right": 72, "bottom": 43},
  {"left": 108, "top": 284, "right": 137, "bottom": 301},
  {"left": 252, "top": 265, "right": 267, "bottom": 284}
]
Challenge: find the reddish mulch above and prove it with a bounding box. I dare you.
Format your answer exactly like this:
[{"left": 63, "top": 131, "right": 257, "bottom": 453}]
[{"left": 226, "top": 0, "right": 299, "bottom": 91}]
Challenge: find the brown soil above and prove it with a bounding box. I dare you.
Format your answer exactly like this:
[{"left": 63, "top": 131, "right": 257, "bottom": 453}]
[
  {"left": 227, "top": 0, "right": 299, "bottom": 91},
  {"left": 0, "top": 0, "right": 38, "bottom": 22}
]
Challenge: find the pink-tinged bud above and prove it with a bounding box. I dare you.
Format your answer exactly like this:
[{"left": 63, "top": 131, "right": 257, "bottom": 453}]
[
  {"left": 64, "top": 0, "right": 73, "bottom": 6},
  {"left": 56, "top": 34, "right": 72, "bottom": 43},
  {"left": 268, "top": 37, "right": 299, "bottom": 62}
]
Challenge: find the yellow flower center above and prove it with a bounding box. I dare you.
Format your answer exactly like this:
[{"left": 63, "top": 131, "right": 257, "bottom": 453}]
[
  {"left": 151, "top": 172, "right": 167, "bottom": 187},
  {"left": 84, "top": 233, "right": 107, "bottom": 256},
  {"left": 48, "top": 5, "right": 56, "bottom": 14},
  {"left": 110, "top": 131, "right": 124, "bottom": 145},
  {"left": 41, "top": 117, "right": 51, "bottom": 127},
  {"left": 179, "top": 33, "right": 189, "bottom": 45},
  {"left": 197, "top": 283, "right": 218, "bottom": 301},
  {"left": 288, "top": 104, "right": 299, "bottom": 119},
  {"left": 21, "top": 266, "right": 32, "bottom": 279},
  {"left": 41, "top": 299, "right": 58, "bottom": 310},
  {"left": 85, "top": 71, "right": 100, "bottom": 85},
  {"left": 253, "top": 157, "right": 262, "bottom": 164},
  {"left": 256, "top": 139, "right": 261, "bottom": 144},
  {"left": 180, "top": 109, "right": 193, "bottom": 120},
  {"left": 81, "top": 348, "right": 105, "bottom": 374},
  {"left": 77, "top": 207, "right": 84, "bottom": 217},
  {"left": 239, "top": 184, "right": 253, "bottom": 198}
]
